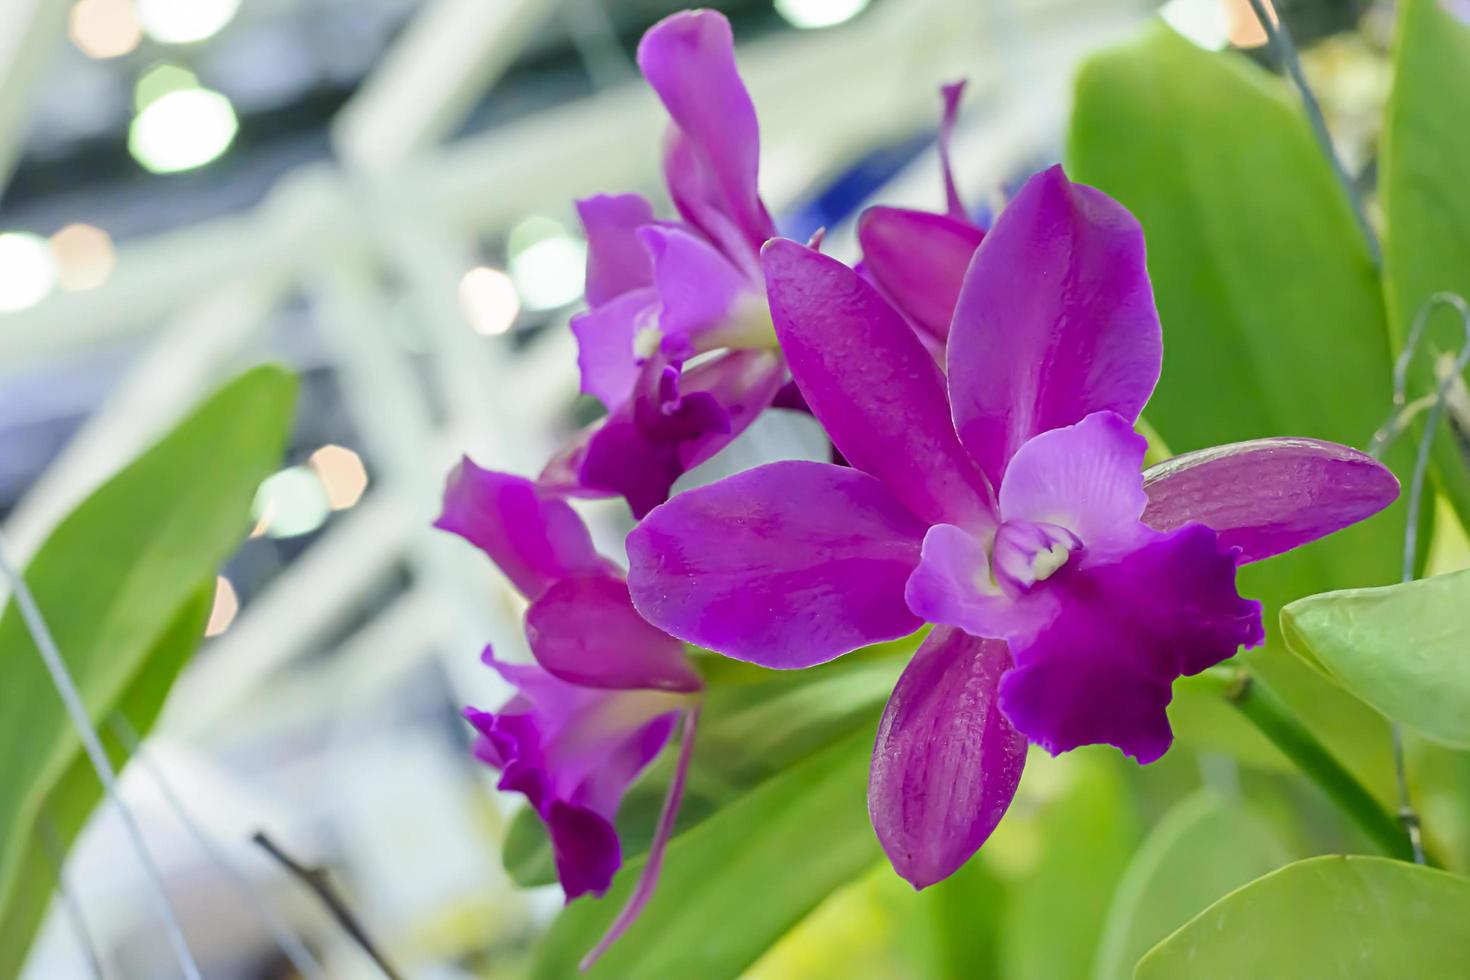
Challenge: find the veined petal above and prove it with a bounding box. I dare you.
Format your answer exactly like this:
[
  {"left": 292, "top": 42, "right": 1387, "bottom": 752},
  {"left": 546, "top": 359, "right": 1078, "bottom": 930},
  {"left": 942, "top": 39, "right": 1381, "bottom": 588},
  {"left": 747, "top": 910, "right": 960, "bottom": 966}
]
[
  {"left": 638, "top": 10, "right": 774, "bottom": 258},
  {"left": 857, "top": 206, "right": 984, "bottom": 343},
  {"left": 869, "top": 627, "right": 1028, "bottom": 888},
  {"left": 571, "top": 287, "right": 658, "bottom": 410},
  {"left": 434, "top": 459, "right": 608, "bottom": 600},
  {"left": 1142, "top": 437, "right": 1400, "bottom": 565},
  {"left": 904, "top": 524, "right": 1055, "bottom": 639},
  {"left": 948, "top": 165, "right": 1162, "bottom": 486},
  {"left": 997, "top": 524, "right": 1264, "bottom": 764},
  {"left": 998, "top": 411, "right": 1150, "bottom": 554},
  {"left": 762, "top": 238, "right": 995, "bottom": 529},
  {"left": 577, "top": 193, "right": 656, "bottom": 306},
  {"left": 627, "top": 460, "right": 928, "bottom": 668},
  {"left": 640, "top": 225, "right": 769, "bottom": 356},
  {"left": 526, "top": 575, "right": 702, "bottom": 693}
]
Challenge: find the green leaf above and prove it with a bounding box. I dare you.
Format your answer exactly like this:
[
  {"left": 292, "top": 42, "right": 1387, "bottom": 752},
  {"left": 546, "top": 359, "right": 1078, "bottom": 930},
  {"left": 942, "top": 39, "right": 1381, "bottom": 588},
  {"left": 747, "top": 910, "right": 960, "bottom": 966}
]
[
  {"left": 1382, "top": 0, "right": 1470, "bottom": 526},
  {"left": 1281, "top": 568, "right": 1470, "bottom": 749},
  {"left": 1135, "top": 855, "right": 1470, "bottom": 978},
  {"left": 501, "top": 649, "right": 905, "bottom": 888},
  {"left": 531, "top": 726, "right": 881, "bottom": 979},
  {"left": 1094, "top": 790, "right": 1289, "bottom": 980},
  {"left": 1068, "top": 21, "right": 1406, "bottom": 800},
  {"left": 0, "top": 365, "right": 297, "bottom": 977},
  {"left": 0, "top": 583, "right": 214, "bottom": 978},
  {"left": 999, "top": 751, "right": 1138, "bottom": 980}
]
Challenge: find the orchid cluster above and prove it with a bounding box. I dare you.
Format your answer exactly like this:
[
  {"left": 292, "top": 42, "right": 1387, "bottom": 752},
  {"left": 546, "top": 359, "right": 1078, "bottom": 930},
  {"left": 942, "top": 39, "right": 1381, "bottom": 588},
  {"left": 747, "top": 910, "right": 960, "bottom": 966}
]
[{"left": 435, "top": 7, "right": 1400, "bottom": 965}]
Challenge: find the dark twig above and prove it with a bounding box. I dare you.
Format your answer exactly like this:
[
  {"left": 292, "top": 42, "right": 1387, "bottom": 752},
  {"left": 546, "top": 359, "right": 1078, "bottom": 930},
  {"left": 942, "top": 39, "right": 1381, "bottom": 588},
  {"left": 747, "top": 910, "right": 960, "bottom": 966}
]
[
  {"left": 1246, "top": 0, "right": 1381, "bottom": 265},
  {"left": 251, "top": 831, "right": 405, "bottom": 980}
]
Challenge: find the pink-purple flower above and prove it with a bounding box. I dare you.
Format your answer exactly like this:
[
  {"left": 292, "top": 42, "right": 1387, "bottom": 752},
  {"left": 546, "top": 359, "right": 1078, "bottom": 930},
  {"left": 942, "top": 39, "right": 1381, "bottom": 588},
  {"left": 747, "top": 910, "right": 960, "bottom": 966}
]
[
  {"left": 623, "top": 165, "right": 1399, "bottom": 887},
  {"left": 435, "top": 460, "right": 700, "bottom": 961},
  {"left": 542, "top": 10, "right": 785, "bottom": 517}
]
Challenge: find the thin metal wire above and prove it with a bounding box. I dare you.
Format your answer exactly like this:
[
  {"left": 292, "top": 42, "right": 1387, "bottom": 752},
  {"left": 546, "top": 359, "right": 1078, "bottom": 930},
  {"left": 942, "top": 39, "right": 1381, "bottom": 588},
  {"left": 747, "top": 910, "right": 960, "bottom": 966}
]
[
  {"left": 0, "top": 533, "right": 202, "bottom": 980},
  {"left": 1246, "top": 0, "right": 1382, "bottom": 265},
  {"left": 108, "top": 715, "right": 327, "bottom": 980},
  {"left": 37, "top": 815, "right": 106, "bottom": 980},
  {"left": 1366, "top": 291, "right": 1470, "bottom": 865}
]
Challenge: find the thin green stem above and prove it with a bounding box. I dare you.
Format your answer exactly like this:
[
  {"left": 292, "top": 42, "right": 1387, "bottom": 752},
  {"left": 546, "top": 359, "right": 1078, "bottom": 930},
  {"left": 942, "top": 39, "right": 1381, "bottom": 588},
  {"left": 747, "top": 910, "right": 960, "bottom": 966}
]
[{"left": 1202, "top": 668, "right": 1417, "bottom": 862}]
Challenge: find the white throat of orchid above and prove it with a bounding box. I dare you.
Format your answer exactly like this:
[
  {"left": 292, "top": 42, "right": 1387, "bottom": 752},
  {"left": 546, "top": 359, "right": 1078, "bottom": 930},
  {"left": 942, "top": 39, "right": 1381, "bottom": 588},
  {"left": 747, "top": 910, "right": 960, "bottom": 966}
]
[{"left": 989, "top": 520, "right": 1083, "bottom": 595}]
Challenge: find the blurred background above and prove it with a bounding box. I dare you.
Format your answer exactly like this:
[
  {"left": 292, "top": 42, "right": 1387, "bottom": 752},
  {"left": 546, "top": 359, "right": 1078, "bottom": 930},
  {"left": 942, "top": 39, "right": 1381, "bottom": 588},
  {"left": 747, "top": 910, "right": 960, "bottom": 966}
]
[{"left": 0, "top": 0, "right": 1398, "bottom": 976}]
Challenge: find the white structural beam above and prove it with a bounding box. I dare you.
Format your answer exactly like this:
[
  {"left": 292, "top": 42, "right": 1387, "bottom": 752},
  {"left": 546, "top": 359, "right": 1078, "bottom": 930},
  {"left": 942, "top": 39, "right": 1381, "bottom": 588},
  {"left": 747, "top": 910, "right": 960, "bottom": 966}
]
[{"left": 330, "top": 0, "right": 556, "bottom": 171}]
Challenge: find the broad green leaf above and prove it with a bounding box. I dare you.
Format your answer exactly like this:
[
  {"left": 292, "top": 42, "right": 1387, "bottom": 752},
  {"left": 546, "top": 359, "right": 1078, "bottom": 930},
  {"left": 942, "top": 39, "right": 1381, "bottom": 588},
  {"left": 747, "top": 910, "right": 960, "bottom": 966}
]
[
  {"left": 1069, "top": 22, "right": 1406, "bottom": 800},
  {"left": 501, "top": 649, "right": 905, "bottom": 888},
  {"left": 999, "top": 751, "right": 1138, "bottom": 980},
  {"left": 1381, "top": 0, "right": 1470, "bottom": 526},
  {"left": 1281, "top": 568, "right": 1470, "bottom": 749},
  {"left": 907, "top": 852, "right": 1005, "bottom": 979},
  {"left": 1094, "top": 791, "right": 1288, "bottom": 980},
  {"left": 0, "top": 583, "right": 213, "bottom": 978},
  {"left": 1135, "top": 855, "right": 1470, "bottom": 978},
  {"left": 0, "top": 365, "right": 297, "bottom": 977},
  {"left": 531, "top": 726, "right": 880, "bottom": 979}
]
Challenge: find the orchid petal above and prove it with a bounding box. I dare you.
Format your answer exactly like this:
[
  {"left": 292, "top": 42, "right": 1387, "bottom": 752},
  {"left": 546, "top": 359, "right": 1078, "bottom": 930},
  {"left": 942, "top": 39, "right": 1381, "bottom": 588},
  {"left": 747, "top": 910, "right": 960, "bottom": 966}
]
[
  {"left": 638, "top": 11, "right": 774, "bottom": 257},
  {"left": 869, "top": 627, "right": 1028, "bottom": 888},
  {"left": 577, "top": 350, "right": 782, "bottom": 518},
  {"left": 526, "top": 575, "right": 702, "bottom": 693},
  {"left": 997, "top": 524, "right": 1264, "bottom": 764},
  {"left": 1142, "top": 437, "right": 1400, "bottom": 565},
  {"left": 905, "top": 524, "right": 1056, "bottom": 638},
  {"left": 640, "top": 225, "right": 766, "bottom": 356},
  {"left": 571, "top": 287, "right": 658, "bottom": 410},
  {"left": 627, "top": 460, "right": 928, "bottom": 668},
  {"left": 948, "top": 165, "right": 1162, "bottom": 486},
  {"left": 938, "top": 80, "right": 968, "bottom": 221},
  {"left": 857, "top": 206, "right": 984, "bottom": 343},
  {"left": 762, "top": 238, "right": 995, "bottom": 529},
  {"left": 998, "top": 411, "right": 1150, "bottom": 554},
  {"left": 577, "top": 193, "right": 656, "bottom": 306},
  {"left": 434, "top": 460, "right": 607, "bottom": 600}
]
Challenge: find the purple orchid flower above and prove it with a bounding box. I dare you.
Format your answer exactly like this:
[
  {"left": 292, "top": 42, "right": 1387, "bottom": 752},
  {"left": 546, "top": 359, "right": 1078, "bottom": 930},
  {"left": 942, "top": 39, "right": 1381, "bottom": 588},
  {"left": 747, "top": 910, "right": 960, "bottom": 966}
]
[
  {"left": 549, "top": 10, "right": 786, "bottom": 517},
  {"left": 858, "top": 81, "right": 986, "bottom": 349},
  {"left": 624, "top": 165, "right": 1399, "bottom": 888},
  {"left": 435, "top": 459, "right": 701, "bottom": 965}
]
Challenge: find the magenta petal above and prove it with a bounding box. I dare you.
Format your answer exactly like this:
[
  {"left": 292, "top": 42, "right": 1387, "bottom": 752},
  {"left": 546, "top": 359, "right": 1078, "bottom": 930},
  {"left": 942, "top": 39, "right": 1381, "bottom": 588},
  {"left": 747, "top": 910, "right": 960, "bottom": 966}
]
[
  {"left": 869, "top": 627, "right": 1028, "bottom": 888},
  {"left": 571, "top": 287, "right": 658, "bottom": 410},
  {"left": 547, "top": 802, "right": 623, "bottom": 900},
  {"left": 627, "top": 460, "right": 928, "bottom": 668},
  {"left": 905, "top": 524, "right": 1055, "bottom": 639},
  {"left": 1142, "top": 437, "right": 1400, "bottom": 565},
  {"left": 638, "top": 11, "right": 774, "bottom": 258},
  {"left": 434, "top": 459, "right": 608, "bottom": 600},
  {"left": 997, "top": 524, "right": 1265, "bottom": 764},
  {"left": 948, "top": 165, "right": 1162, "bottom": 487},
  {"left": 577, "top": 193, "right": 656, "bottom": 306},
  {"left": 937, "top": 80, "right": 968, "bottom": 221},
  {"left": 639, "top": 224, "right": 763, "bottom": 355},
  {"left": 857, "top": 206, "right": 984, "bottom": 343},
  {"left": 998, "top": 411, "right": 1150, "bottom": 554},
  {"left": 762, "top": 238, "right": 995, "bottom": 529},
  {"left": 525, "top": 575, "right": 702, "bottom": 693}
]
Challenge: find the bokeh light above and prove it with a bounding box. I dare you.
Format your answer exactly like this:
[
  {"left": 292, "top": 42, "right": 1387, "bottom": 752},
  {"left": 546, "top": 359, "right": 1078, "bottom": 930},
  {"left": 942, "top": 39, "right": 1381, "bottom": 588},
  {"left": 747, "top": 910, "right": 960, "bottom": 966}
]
[
  {"left": 251, "top": 467, "right": 330, "bottom": 539},
  {"left": 309, "top": 445, "right": 369, "bottom": 510},
  {"left": 507, "top": 216, "right": 586, "bottom": 311},
  {"left": 136, "top": 0, "right": 241, "bottom": 44},
  {"left": 68, "top": 0, "right": 143, "bottom": 59},
  {"left": 0, "top": 233, "right": 58, "bottom": 313},
  {"left": 1160, "top": 0, "right": 1230, "bottom": 50},
  {"left": 129, "top": 68, "right": 239, "bottom": 174},
  {"left": 50, "top": 223, "right": 116, "bottom": 292},
  {"left": 458, "top": 266, "right": 520, "bottom": 335},
  {"left": 1226, "top": 0, "right": 1274, "bottom": 48},
  {"left": 205, "top": 575, "right": 239, "bottom": 637},
  {"left": 773, "top": 0, "right": 871, "bottom": 30}
]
